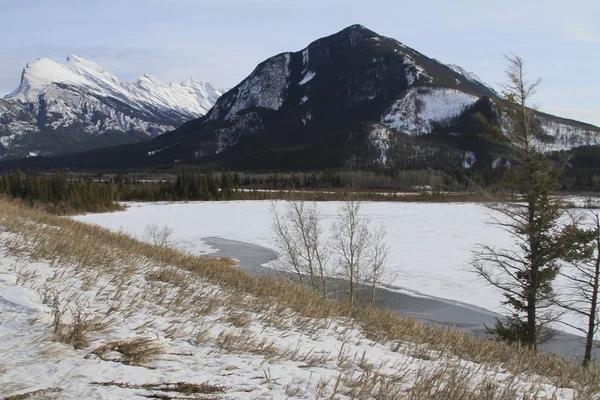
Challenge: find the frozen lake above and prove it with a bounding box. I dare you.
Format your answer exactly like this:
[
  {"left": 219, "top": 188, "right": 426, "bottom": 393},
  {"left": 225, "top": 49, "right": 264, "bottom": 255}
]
[
  {"left": 74, "top": 200, "right": 598, "bottom": 342},
  {"left": 74, "top": 201, "right": 516, "bottom": 314}
]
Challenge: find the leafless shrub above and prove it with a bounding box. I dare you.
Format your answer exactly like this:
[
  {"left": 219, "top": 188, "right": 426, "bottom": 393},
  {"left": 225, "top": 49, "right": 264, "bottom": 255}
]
[
  {"left": 270, "top": 201, "right": 330, "bottom": 295},
  {"left": 271, "top": 199, "right": 391, "bottom": 307},
  {"left": 142, "top": 223, "right": 174, "bottom": 247},
  {"left": 48, "top": 295, "right": 105, "bottom": 350},
  {"left": 331, "top": 199, "right": 391, "bottom": 307}
]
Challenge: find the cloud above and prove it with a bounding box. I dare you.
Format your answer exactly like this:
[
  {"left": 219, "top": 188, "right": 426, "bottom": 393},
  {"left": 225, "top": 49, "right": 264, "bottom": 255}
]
[{"left": 561, "top": 24, "right": 600, "bottom": 43}]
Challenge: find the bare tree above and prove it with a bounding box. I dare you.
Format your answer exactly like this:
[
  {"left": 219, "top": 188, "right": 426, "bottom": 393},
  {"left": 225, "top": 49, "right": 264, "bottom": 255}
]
[
  {"left": 143, "top": 223, "right": 174, "bottom": 247},
  {"left": 270, "top": 201, "right": 329, "bottom": 295},
  {"left": 270, "top": 199, "right": 390, "bottom": 307},
  {"left": 471, "top": 55, "right": 577, "bottom": 350},
  {"left": 330, "top": 199, "right": 390, "bottom": 308},
  {"left": 365, "top": 224, "right": 389, "bottom": 307},
  {"left": 555, "top": 213, "right": 600, "bottom": 367}
]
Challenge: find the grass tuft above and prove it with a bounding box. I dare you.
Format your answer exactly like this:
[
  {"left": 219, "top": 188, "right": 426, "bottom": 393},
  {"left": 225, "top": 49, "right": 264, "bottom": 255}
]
[{"left": 92, "top": 338, "right": 162, "bottom": 366}]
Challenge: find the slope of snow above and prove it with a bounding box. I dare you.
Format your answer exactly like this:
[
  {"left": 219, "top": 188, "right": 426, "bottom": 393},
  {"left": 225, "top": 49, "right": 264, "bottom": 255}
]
[
  {"left": 538, "top": 118, "right": 600, "bottom": 152},
  {"left": 381, "top": 87, "right": 478, "bottom": 135},
  {"left": 0, "top": 227, "right": 574, "bottom": 400},
  {"left": 223, "top": 54, "right": 291, "bottom": 121},
  {"left": 6, "top": 55, "right": 225, "bottom": 117},
  {"left": 299, "top": 71, "right": 316, "bottom": 85},
  {"left": 402, "top": 54, "right": 431, "bottom": 86},
  {"left": 446, "top": 64, "right": 484, "bottom": 85},
  {"left": 446, "top": 64, "right": 499, "bottom": 95},
  {"left": 0, "top": 207, "right": 583, "bottom": 398},
  {"left": 0, "top": 55, "right": 225, "bottom": 158}
]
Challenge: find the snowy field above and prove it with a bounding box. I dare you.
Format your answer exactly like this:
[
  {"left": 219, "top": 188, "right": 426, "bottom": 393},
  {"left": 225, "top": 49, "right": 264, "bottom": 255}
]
[
  {"left": 74, "top": 199, "right": 599, "bottom": 330},
  {"left": 1, "top": 202, "right": 581, "bottom": 399}
]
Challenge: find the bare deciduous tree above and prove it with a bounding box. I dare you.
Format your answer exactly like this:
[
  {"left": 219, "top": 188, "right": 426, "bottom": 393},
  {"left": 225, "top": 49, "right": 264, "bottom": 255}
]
[
  {"left": 331, "top": 199, "right": 371, "bottom": 307},
  {"left": 555, "top": 213, "right": 600, "bottom": 367},
  {"left": 330, "top": 199, "right": 390, "bottom": 307},
  {"left": 270, "top": 199, "right": 390, "bottom": 307},
  {"left": 270, "top": 201, "right": 329, "bottom": 295},
  {"left": 143, "top": 223, "right": 174, "bottom": 247}
]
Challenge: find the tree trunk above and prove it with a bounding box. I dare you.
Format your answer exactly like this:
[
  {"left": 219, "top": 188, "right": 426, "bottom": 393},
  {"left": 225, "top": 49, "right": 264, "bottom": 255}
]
[
  {"left": 584, "top": 229, "right": 600, "bottom": 367},
  {"left": 527, "top": 202, "right": 539, "bottom": 350}
]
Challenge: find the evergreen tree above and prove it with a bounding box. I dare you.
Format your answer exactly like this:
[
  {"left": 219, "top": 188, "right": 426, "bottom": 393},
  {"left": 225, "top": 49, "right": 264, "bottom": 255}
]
[{"left": 471, "top": 55, "right": 583, "bottom": 350}]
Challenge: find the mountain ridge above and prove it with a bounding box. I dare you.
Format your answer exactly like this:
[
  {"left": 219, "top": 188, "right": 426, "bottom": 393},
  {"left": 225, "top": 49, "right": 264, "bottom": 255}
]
[
  {"left": 0, "top": 55, "right": 225, "bottom": 160},
  {"left": 2, "top": 25, "right": 599, "bottom": 171}
]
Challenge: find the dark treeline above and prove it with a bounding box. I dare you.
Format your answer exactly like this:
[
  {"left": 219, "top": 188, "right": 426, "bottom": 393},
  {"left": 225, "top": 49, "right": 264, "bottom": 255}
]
[
  {"left": 118, "top": 170, "right": 247, "bottom": 201},
  {"left": 0, "top": 168, "right": 492, "bottom": 214},
  {"left": 563, "top": 168, "right": 600, "bottom": 192},
  {"left": 2, "top": 166, "right": 594, "bottom": 215},
  {"left": 117, "top": 168, "right": 499, "bottom": 196},
  {"left": 0, "top": 170, "right": 122, "bottom": 214}
]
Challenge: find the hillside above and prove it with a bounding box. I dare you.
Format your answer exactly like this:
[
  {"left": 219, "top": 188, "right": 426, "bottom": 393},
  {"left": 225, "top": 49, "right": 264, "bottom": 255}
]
[
  {"left": 0, "top": 55, "right": 224, "bottom": 160},
  {"left": 1, "top": 198, "right": 598, "bottom": 399}
]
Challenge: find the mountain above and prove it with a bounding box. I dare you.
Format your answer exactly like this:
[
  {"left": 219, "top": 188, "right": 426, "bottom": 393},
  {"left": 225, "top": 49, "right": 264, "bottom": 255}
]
[
  {"left": 0, "top": 55, "right": 224, "bottom": 160},
  {"left": 3, "top": 25, "right": 600, "bottom": 171}
]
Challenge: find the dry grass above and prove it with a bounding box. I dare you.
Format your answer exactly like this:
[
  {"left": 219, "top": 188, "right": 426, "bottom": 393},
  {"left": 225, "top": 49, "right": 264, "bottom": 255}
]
[
  {"left": 145, "top": 267, "right": 190, "bottom": 288},
  {"left": 91, "top": 381, "right": 225, "bottom": 398},
  {"left": 1, "top": 196, "right": 599, "bottom": 398},
  {"left": 92, "top": 338, "right": 163, "bottom": 366},
  {"left": 1, "top": 387, "right": 62, "bottom": 400}
]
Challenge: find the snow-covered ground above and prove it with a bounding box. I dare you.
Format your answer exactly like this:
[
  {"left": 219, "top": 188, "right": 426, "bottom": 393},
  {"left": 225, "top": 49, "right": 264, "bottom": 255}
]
[
  {"left": 75, "top": 201, "right": 502, "bottom": 309},
  {"left": 1, "top": 204, "right": 579, "bottom": 398},
  {"left": 74, "top": 200, "right": 600, "bottom": 337}
]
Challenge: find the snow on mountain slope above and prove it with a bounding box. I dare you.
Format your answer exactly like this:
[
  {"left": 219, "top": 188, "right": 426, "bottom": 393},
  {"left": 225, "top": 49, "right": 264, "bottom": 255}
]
[
  {"left": 8, "top": 55, "right": 223, "bottom": 117},
  {"left": 446, "top": 64, "right": 484, "bottom": 85},
  {"left": 446, "top": 64, "right": 499, "bottom": 95},
  {"left": 219, "top": 53, "right": 292, "bottom": 121},
  {"left": 0, "top": 55, "right": 225, "bottom": 159},
  {"left": 381, "top": 87, "right": 479, "bottom": 135},
  {"left": 538, "top": 118, "right": 600, "bottom": 151}
]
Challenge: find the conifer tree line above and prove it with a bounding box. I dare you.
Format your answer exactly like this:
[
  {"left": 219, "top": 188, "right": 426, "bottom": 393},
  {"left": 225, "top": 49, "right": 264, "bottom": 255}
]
[{"left": 0, "top": 170, "right": 121, "bottom": 214}]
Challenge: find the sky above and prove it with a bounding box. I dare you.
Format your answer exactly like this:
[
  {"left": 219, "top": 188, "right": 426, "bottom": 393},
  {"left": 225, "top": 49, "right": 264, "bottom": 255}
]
[{"left": 1, "top": 0, "right": 599, "bottom": 126}]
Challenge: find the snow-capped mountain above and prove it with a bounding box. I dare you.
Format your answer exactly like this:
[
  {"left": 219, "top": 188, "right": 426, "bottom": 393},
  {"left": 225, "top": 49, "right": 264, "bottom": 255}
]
[
  {"left": 0, "top": 55, "right": 224, "bottom": 159},
  {"left": 3, "top": 25, "right": 599, "bottom": 171}
]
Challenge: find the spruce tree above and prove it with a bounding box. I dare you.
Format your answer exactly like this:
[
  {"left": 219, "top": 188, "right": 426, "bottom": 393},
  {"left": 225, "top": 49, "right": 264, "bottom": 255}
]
[{"left": 471, "top": 55, "right": 582, "bottom": 349}]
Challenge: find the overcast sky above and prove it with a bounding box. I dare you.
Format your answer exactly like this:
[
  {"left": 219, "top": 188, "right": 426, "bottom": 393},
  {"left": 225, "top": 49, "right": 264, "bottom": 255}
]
[{"left": 1, "top": 0, "right": 599, "bottom": 126}]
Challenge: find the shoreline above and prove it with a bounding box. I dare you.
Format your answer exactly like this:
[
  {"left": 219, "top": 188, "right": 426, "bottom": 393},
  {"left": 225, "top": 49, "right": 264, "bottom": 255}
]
[{"left": 203, "top": 236, "right": 598, "bottom": 362}]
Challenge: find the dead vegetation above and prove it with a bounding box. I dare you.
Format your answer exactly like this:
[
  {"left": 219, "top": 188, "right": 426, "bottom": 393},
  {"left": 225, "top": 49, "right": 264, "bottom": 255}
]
[
  {"left": 91, "top": 381, "right": 225, "bottom": 399},
  {"left": 92, "top": 338, "right": 163, "bottom": 366},
  {"left": 1, "top": 387, "right": 62, "bottom": 400},
  {"left": 1, "top": 196, "right": 599, "bottom": 398}
]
